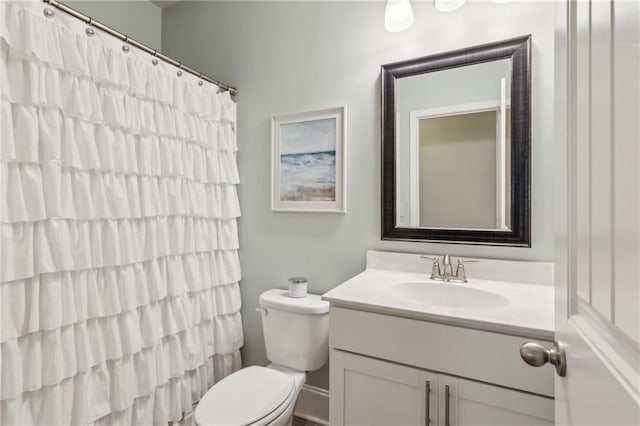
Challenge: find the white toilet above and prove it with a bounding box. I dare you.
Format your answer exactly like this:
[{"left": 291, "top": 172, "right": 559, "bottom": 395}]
[{"left": 194, "top": 289, "right": 330, "bottom": 426}]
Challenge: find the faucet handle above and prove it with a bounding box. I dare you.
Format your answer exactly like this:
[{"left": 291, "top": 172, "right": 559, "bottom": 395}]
[
  {"left": 420, "top": 256, "right": 441, "bottom": 279},
  {"left": 455, "top": 258, "right": 478, "bottom": 282}
]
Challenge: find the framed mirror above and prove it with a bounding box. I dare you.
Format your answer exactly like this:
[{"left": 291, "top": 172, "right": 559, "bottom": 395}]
[{"left": 381, "top": 35, "right": 531, "bottom": 246}]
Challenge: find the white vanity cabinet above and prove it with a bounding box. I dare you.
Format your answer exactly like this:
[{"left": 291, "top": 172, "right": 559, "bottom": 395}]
[
  {"left": 436, "top": 374, "right": 553, "bottom": 426},
  {"left": 328, "top": 307, "right": 555, "bottom": 426},
  {"left": 331, "top": 350, "right": 437, "bottom": 425}
]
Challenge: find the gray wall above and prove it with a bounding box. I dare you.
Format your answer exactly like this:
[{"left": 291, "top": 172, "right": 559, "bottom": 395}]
[
  {"left": 162, "top": 1, "right": 556, "bottom": 390},
  {"left": 61, "top": 0, "right": 161, "bottom": 51}
]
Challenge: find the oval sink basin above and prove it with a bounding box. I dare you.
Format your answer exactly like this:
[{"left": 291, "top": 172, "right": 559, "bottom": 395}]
[{"left": 390, "top": 281, "right": 509, "bottom": 310}]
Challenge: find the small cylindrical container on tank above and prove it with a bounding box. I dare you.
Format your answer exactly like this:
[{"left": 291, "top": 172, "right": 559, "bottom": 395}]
[{"left": 288, "top": 276, "right": 307, "bottom": 298}]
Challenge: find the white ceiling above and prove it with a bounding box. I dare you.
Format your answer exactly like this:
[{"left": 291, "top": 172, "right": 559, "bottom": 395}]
[{"left": 149, "top": 0, "right": 183, "bottom": 8}]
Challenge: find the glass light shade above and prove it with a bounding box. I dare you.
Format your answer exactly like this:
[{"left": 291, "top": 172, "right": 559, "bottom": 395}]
[
  {"left": 434, "top": 0, "right": 467, "bottom": 12},
  {"left": 385, "top": 0, "right": 414, "bottom": 33}
]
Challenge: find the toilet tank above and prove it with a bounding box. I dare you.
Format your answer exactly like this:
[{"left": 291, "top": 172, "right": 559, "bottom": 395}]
[{"left": 258, "top": 289, "right": 330, "bottom": 371}]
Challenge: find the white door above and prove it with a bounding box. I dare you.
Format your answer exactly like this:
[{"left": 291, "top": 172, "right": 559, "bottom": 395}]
[{"left": 554, "top": 1, "right": 639, "bottom": 425}]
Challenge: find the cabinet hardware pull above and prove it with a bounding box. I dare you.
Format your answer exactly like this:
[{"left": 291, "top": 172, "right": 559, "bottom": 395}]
[
  {"left": 445, "top": 385, "right": 451, "bottom": 426},
  {"left": 425, "top": 380, "right": 431, "bottom": 425}
]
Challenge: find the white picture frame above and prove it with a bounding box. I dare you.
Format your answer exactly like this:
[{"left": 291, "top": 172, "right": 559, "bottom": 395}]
[{"left": 271, "top": 105, "right": 347, "bottom": 213}]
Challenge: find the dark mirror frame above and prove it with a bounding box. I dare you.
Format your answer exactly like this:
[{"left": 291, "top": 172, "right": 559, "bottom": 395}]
[{"left": 381, "top": 35, "right": 532, "bottom": 247}]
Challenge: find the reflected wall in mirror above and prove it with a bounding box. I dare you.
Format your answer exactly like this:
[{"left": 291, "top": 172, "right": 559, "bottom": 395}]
[{"left": 382, "top": 36, "right": 531, "bottom": 246}]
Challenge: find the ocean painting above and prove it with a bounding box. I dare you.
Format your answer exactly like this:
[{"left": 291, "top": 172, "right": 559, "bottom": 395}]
[{"left": 279, "top": 117, "right": 337, "bottom": 202}]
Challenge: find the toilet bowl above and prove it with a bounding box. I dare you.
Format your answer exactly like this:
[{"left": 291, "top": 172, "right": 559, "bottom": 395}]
[
  {"left": 194, "top": 365, "right": 305, "bottom": 426},
  {"left": 194, "top": 290, "right": 329, "bottom": 426}
]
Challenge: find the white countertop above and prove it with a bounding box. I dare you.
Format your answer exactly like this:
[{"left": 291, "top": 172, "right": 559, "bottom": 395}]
[{"left": 323, "top": 253, "right": 555, "bottom": 340}]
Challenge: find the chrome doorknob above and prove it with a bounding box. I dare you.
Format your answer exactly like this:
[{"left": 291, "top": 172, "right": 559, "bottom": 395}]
[{"left": 519, "top": 341, "right": 567, "bottom": 377}]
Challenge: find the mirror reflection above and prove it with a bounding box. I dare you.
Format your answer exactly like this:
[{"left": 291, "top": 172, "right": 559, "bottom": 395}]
[{"left": 395, "top": 59, "right": 512, "bottom": 230}]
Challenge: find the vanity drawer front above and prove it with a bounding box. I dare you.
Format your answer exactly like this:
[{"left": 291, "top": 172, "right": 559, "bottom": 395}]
[{"left": 329, "top": 307, "right": 554, "bottom": 397}]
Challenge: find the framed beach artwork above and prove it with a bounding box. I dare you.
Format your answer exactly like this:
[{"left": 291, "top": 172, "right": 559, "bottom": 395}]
[{"left": 271, "top": 106, "right": 347, "bottom": 212}]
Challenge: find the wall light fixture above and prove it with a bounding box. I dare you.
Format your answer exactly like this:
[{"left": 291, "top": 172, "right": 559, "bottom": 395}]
[{"left": 385, "top": 0, "right": 414, "bottom": 32}]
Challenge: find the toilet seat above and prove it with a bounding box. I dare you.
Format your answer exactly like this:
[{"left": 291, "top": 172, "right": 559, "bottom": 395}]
[{"left": 194, "top": 366, "right": 296, "bottom": 426}]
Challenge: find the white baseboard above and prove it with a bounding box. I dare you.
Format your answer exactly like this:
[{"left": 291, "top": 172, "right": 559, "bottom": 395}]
[{"left": 294, "top": 384, "right": 329, "bottom": 425}]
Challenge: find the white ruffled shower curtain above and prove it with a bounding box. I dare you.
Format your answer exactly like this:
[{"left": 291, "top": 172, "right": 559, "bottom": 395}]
[{"left": 0, "top": 1, "right": 243, "bottom": 424}]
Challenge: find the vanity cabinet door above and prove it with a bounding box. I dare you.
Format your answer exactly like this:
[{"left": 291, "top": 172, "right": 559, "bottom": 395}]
[
  {"left": 438, "top": 375, "right": 554, "bottom": 426},
  {"left": 330, "top": 349, "right": 437, "bottom": 426}
]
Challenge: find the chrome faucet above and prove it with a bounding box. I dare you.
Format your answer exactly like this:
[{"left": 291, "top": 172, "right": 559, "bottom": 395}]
[{"left": 421, "top": 255, "right": 477, "bottom": 283}]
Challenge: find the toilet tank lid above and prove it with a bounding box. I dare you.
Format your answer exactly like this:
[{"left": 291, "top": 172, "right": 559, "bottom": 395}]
[{"left": 259, "top": 289, "right": 329, "bottom": 314}]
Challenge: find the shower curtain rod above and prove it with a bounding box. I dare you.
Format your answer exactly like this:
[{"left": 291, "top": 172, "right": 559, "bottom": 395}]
[{"left": 41, "top": 0, "right": 238, "bottom": 96}]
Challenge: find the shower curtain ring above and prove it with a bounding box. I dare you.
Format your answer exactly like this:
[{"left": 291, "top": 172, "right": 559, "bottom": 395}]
[
  {"left": 122, "top": 36, "right": 130, "bottom": 53},
  {"left": 85, "top": 18, "right": 95, "bottom": 37},
  {"left": 177, "top": 64, "right": 183, "bottom": 77},
  {"left": 152, "top": 50, "right": 159, "bottom": 66}
]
